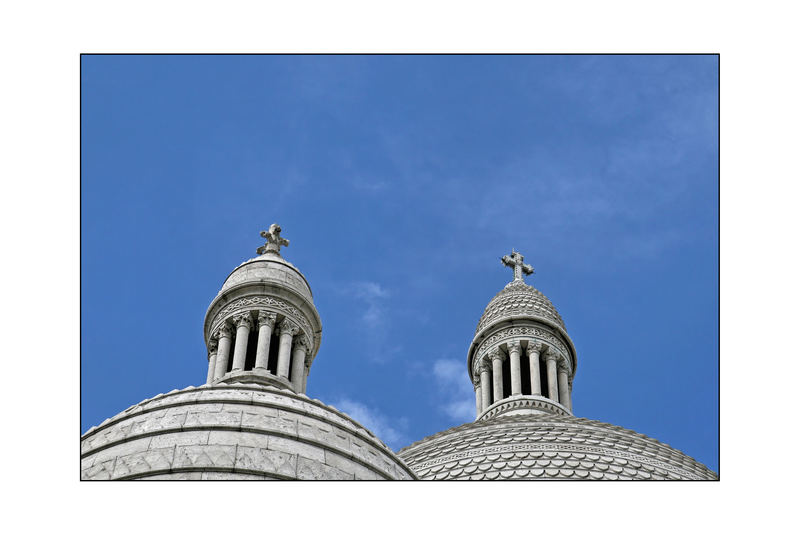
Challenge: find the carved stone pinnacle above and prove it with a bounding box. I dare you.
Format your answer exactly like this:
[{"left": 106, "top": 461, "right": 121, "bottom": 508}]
[{"left": 257, "top": 223, "right": 290, "bottom": 256}]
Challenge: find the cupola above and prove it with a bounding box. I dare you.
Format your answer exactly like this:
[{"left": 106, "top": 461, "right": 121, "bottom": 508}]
[
  {"left": 466, "top": 250, "right": 577, "bottom": 420},
  {"left": 202, "top": 224, "right": 322, "bottom": 393}
]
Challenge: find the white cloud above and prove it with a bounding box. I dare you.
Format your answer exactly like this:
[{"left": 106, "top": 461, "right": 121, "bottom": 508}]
[
  {"left": 332, "top": 398, "right": 407, "bottom": 450},
  {"left": 433, "top": 358, "right": 475, "bottom": 423}
]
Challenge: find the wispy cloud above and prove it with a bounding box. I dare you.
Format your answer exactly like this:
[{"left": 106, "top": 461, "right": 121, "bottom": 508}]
[
  {"left": 332, "top": 398, "right": 408, "bottom": 450},
  {"left": 432, "top": 358, "right": 475, "bottom": 423},
  {"left": 343, "top": 281, "right": 398, "bottom": 362}
]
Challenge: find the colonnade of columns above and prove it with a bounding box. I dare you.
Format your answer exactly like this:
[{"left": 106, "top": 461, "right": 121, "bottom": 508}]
[
  {"left": 473, "top": 340, "right": 572, "bottom": 416},
  {"left": 206, "top": 310, "right": 310, "bottom": 393}
]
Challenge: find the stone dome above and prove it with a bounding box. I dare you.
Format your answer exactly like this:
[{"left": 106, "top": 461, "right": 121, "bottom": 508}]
[
  {"left": 398, "top": 414, "right": 717, "bottom": 481},
  {"left": 475, "top": 280, "right": 565, "bottom": 335},
  {"left": 219, "top": 254, "right": 314, "bottom": 304},
  {"left": 81, "top": 382, "right": 416, "bottom": 480}
]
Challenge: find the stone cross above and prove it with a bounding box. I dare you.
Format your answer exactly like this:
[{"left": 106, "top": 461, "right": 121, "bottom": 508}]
[
  {"left": 501, "top": 249, "right": 534, "bottom": 282},
  {"left": 257, "top": 223, "right": 290, "bottom": 256}
]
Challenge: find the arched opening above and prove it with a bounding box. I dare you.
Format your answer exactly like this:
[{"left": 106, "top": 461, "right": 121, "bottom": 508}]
[
  {"left": 244, "top": 327, "right": 258, "bottom": 370},
  {"left": 501, "top": 353, "right": 512, "bottom": 401},
  {"left": 266, "top": 331, "right": 280, "bottom": 375},
  {"left": 538, "top": 357, "right": 548, "bottom": 397},
  {"left": 520, "top": 350, "right": 532, "bottom": 395}
]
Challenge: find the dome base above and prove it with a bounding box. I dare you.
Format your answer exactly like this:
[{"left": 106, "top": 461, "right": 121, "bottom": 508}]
[
  {"left": 478, "top": 395, "right": 572, "bottom": 420},
  {"left": 213, "top": 369, "right": 297, "bottom": 391}
]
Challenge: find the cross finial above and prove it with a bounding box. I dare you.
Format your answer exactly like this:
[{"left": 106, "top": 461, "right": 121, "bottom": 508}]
[
  {"left": 257, "top": 223, "right": 290, "bottom": 256},
  {"left": 501, "top": 249, "right": 534, "bottom": 282}
]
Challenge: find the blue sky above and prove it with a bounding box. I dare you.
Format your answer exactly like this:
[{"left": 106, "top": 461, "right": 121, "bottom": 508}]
[{"left": 81, "top": 54, "right": 718, "bottom": 472}]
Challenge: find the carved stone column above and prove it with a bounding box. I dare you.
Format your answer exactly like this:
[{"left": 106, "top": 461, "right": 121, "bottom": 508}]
[
  {"left": 206, "top": 337, "right": 218, "bottom": 385},
  {"left": 276, "top": 319, "right": 299, "bottom": 379},
  {"left": 527, "top": 341, "right": 543, "bottom": 396},
  {"left": 508, "top": 341, "right": 522, "bottom": 396},
  {"left": 568, "top": 377, "right": 574, "bottom": 411},
  {"left": 490, "top": 348, "right": 506, "bottom": 404},
  {"left": 545, "top": 350, "right": 559, "bottom": 402},
  {"left": 290, "top": 335, "right": 308, "bottom": 392},
  {"left": 254, "top": 311, "right": 277, "bottom": 370},
  {"left": 558, "top": 361, "right": 570, "bottom": 409},
  {"left": 479, "top": 359, "right": 491, "bottom": 411},
  {"left": 473, "top": 374, "right": 482, "bottom": 416},
  {"left": 231, "top": 313, "right": 253, "bottom": 371},
  {"left": 302, "top": 355, "right": 313, "bottom": 393},
  {"left": 213, "top": 324, "right": 233, "bottom": 380}
]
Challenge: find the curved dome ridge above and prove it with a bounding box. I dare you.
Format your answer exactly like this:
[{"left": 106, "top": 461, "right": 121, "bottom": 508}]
[
  {"left": 219, "top": 254, "right": 314, "bottom": 302},
  {"left": 475, "top": 280, "right": 566, "bottom": 334}
]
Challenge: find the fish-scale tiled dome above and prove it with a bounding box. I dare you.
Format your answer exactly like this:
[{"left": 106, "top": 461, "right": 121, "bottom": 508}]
[
  {"left": 475, "top": 280, "right": 565, "bottom": 335},
  {"left": 398, "top": 414, "right": 717, "bottom": 480}
]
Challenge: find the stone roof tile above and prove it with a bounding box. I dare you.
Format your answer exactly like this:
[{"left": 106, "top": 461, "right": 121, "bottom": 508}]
[{"left": 398, "top": 413, "right": 717, "bottom": 481}]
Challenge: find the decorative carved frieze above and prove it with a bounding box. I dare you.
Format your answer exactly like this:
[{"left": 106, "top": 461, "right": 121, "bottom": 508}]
[
  {"left": 211, "top": 296, "right": 313, "bottom": 348},
  {"left": 475, "top": 325, "right": 569, "bottom": 365},
  {"left": 214, "top": 296, "right": 312, "bottom": 333}
]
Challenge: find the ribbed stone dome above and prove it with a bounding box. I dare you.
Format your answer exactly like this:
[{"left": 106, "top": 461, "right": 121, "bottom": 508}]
[
  {"left": 219, "top": 254, "right": 314, "bottom": 303},
  {"left": 475, "top": 280, "right": 565, "bottom": 335},
  {"left": 398, "top": 414, "right": 717, "bottom": 481},
  {"left": 81, "top": 383, "right": 416, "bottom": 480}
]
